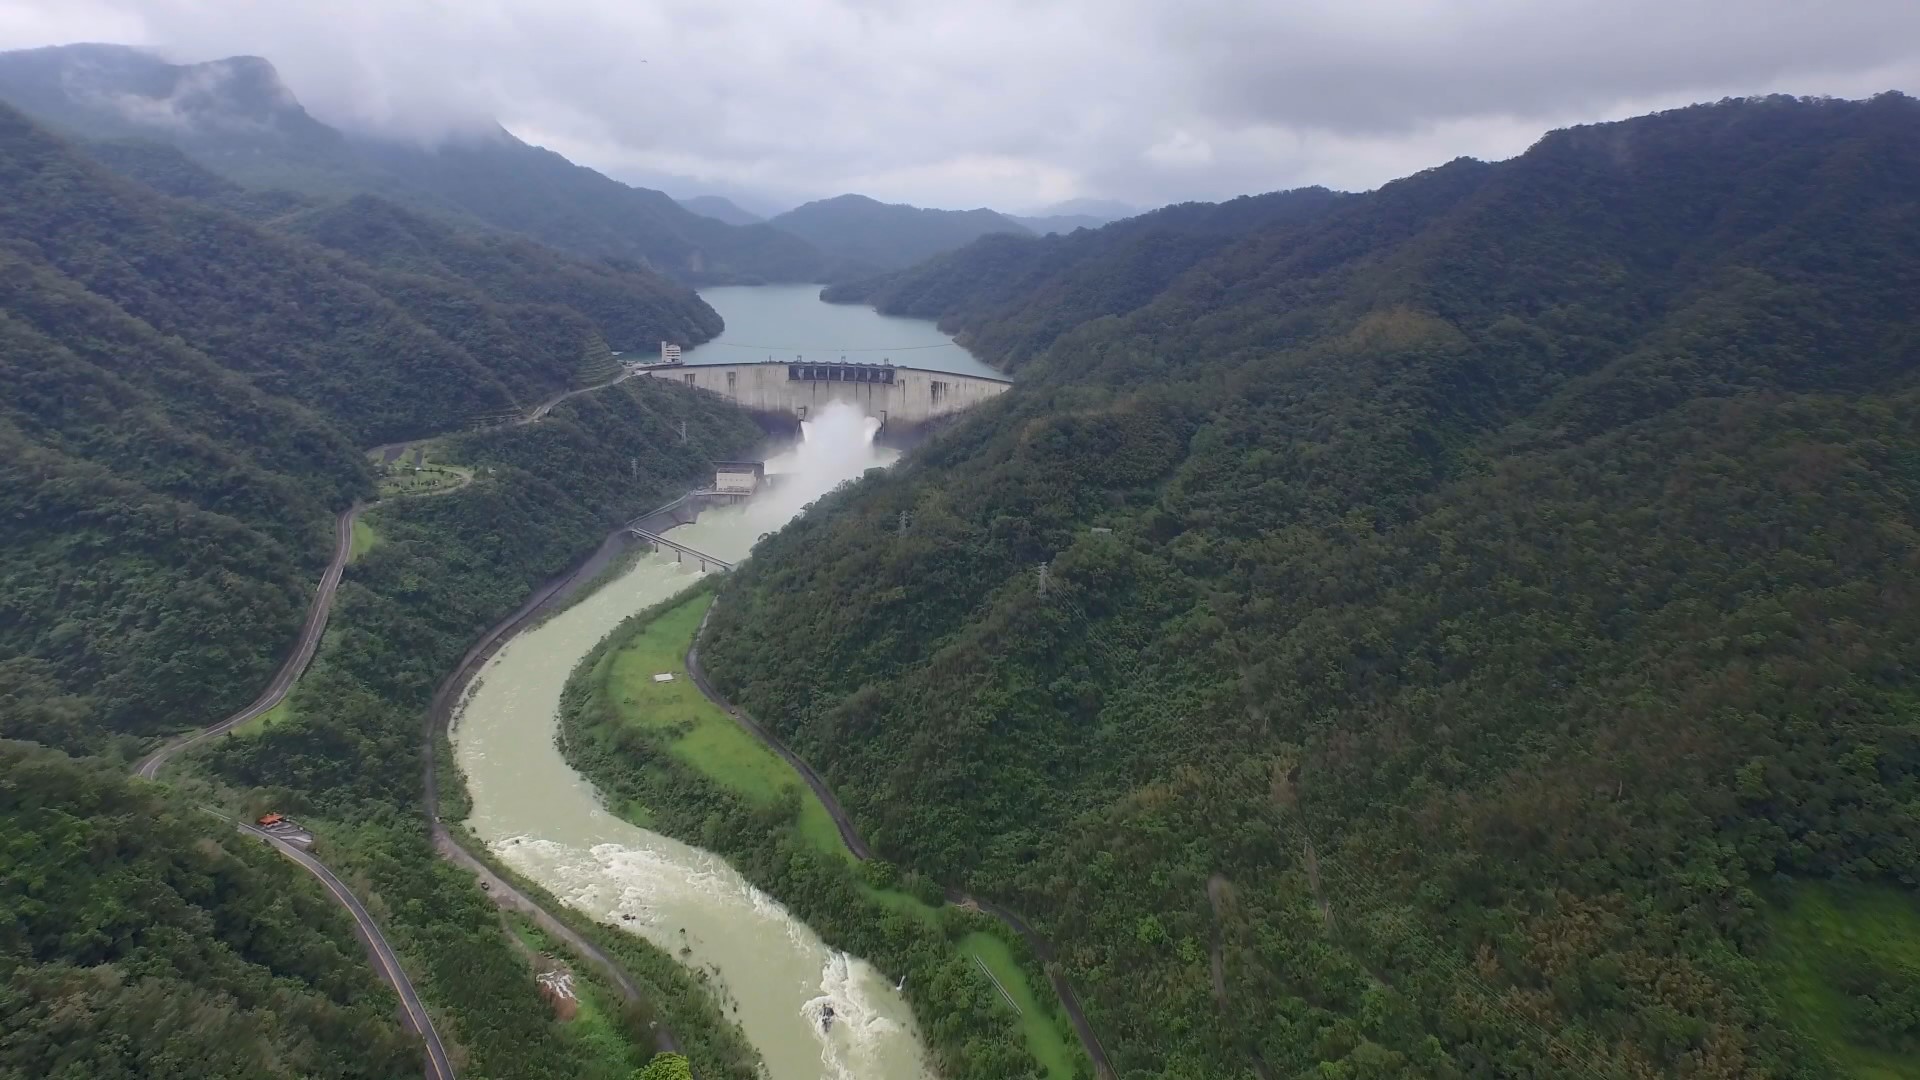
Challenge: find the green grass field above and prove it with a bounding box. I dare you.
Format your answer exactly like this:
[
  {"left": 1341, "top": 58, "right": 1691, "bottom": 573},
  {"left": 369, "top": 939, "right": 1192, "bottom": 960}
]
[
  {"left": 1761, "top": 880, "right": 1920, "bottom": 1078},
  {"left": 962, "top": 931, "right": 1078, "bottom": 1080},
  {"left": 603, "top": 596, "right": 847, "bottom": 861},
  {"left": 233, "top": 695, "right": 294, "bottom": 737},
  {"left": 376, "top": 461, "right": 471, "bottom": 498},
  {"left": 349, "top": 516, "right": 380, "bottom": 562},
  {"left": 600, "top": 593, "right": 1080, "bottom": 1079}
]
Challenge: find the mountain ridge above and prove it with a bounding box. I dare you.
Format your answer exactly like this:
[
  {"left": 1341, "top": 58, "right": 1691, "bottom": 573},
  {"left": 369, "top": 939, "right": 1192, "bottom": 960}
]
[
  {"left": 702, "top": 91, "right": 1920, "bottom": 1079},
  {"left": 0, "top": 43, "right": 834, "bottom": 284},
  {"left": 767, "top": 192, "right": 1033, "bottom": 273}
]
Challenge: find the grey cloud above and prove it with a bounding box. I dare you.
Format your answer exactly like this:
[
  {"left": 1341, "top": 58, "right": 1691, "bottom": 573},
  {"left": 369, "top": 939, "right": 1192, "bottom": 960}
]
[{"left": 1, "top": 0, "right": 1914, "bottom": 209}]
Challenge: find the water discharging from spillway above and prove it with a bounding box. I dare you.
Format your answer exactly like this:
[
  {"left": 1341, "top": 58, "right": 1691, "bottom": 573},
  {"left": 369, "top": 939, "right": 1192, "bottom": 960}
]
[{"left": 453, "top": 402, "right": 924, "bottom": 1080}]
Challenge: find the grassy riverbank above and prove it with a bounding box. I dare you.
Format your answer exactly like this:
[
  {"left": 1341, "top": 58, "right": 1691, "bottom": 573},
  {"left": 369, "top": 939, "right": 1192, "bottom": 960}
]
[{"left": 560, "top": 585, "right": 1086, "bottom": 1080}]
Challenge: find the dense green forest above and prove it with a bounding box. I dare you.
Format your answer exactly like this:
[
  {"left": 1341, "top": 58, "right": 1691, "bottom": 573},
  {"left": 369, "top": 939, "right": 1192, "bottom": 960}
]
[
  {"left": 2, "top": 94, "right": 769, "bottom": 1078},
  {"left": 821, "top": 185, "right": 1344, "bottom": 368},
  {"left": 0, "top": 741, "right": 421, "bottom": 1079},
  {"left": 561, "top": 585, "right": 1082, "bottom": 1080},
  {"left": 0, "top": 100, "right": 719, "bottom": 746},
  {"left": 0, "top": 43, "right": 838, "bottom": 284},
  {"left": 767, "top": 193, "right": 1033, "bottom": 272},
  {"left": 199, "top": 377, "right": 768, "bottom": 1080},
  {"left": 701, "top": 93, "right": 1920, "bottom": 1078}
]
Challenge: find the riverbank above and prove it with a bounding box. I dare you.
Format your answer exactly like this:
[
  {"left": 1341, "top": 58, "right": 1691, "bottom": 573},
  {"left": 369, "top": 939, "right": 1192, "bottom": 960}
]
[
  {"left": 195, "top": 375, "right": 769, "bottom": 1079},
  {"left": 449, "top": 501, "right": 935, "bottom": 1080},
  {"left": 559, "top": 585, "right": 1088, "bottom": 1080}
]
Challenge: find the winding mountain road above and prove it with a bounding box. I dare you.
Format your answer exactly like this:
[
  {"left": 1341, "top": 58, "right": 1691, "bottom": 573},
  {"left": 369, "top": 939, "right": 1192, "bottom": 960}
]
[
  {"left": 136, "top": 501, "right": 456, "bottom": 1078},
  {"left": 133, "top": 505, "right": 359, "bottom": 780},
  {"left": 129, "top": 370, "right": 661, "bottom": 1076},
  {"left": 239, "top": 820, "right": 457, "bottom": 1080}
]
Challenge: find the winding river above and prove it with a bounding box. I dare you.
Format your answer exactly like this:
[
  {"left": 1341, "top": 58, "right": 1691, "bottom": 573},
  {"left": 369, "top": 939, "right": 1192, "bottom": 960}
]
[{"left": 453, "top": 287, "right": 958, "bottom": 1080}]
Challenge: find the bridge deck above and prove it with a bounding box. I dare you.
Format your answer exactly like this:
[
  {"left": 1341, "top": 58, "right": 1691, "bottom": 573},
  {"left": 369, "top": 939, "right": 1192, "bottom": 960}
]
[{"left": 627, "top": 526, "right": 734, "bottom": 571}]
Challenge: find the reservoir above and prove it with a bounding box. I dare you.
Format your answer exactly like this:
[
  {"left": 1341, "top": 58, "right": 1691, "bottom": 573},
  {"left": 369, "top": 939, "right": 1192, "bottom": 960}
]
[
  {"left": 682, "top": 283, "right": 1006, "bottom": 380},
  {"left": 452, "top": 287, "right": 975, "bottom": 1080}
]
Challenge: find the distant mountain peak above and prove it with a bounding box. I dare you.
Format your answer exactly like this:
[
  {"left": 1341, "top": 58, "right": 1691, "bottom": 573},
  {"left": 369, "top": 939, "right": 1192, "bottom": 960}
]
[
  {"left": 0, "top": 42, "right": 326, "bottom": 146},
  {"left": 768, "top": 194, "right": 1032, "bottom": 271}
]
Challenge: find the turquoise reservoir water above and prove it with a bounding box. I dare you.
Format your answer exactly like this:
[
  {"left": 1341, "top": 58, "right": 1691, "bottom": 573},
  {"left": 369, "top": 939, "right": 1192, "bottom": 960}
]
[{"left": 682, "top": 284, "right": 1006, "bottom": 381}]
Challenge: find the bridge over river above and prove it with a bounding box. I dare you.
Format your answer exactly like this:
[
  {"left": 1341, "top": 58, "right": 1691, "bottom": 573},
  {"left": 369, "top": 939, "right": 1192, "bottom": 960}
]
[{"left": 644, "top": 359, "right": 1009, "bottom": 434}]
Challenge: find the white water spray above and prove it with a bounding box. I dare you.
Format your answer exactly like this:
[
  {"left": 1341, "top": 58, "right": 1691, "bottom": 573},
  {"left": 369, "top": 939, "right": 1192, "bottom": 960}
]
[{"left": 729, "top": 401, "right": 895, "bottom": 545}]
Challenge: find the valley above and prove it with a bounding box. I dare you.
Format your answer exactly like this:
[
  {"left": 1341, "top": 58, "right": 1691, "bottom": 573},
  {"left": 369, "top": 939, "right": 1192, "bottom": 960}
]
[{"left": 2, "top": 24, "right": 1918, "bottom": 1080}]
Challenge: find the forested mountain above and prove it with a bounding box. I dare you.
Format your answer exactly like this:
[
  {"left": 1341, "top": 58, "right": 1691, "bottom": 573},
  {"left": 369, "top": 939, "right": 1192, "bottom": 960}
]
[
  {"left": 1, "top": 90, "right": 768, "bottom": 1075},
  {"left": 1008, "top": 212, "right": 1110, "bottom": 235},
  {"left": 768, "top": 193, "right": 1033, "bottom": 272},
  {"left": 824, "top": 185, "right": 1346, "bottom": 369},
  {"left": 0, "top": 741, "right": 422, "bottom": 1078},
  {"left": 71, "top": 138, "right": 720, "bottom": 351},
  {"left": 0, "top": 43, "right": 833, "bottom": 284},
  {"left": 0, "top": 100, "right": 712, "bottom": 747},
  {"left": 701, "top": 93, "right": 1920, "bottom": 1078},
  {"left": 277, "top": 194, "right": 721, "bottom": 350},
  {"left": 677, "top": 194, "right": 764, "bottom": 225}
]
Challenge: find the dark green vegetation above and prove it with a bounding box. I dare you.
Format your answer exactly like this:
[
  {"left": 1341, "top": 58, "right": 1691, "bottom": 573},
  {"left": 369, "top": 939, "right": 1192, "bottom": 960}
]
[
  {"left": 1760, "top": 883, "right": 1920, "bottom": 1078},
  {"left": 0, "top": 96, "right": 766, "bottom": 1078},
  {"left": 822, "top": 185, "right": 1344, "bottom": 369},
  {"left": 195, "top": 379, "right": 765, "bottom": 1080},
  {"left": 0, "top": 741, "right": 419, "bottom": 1079},
  {"left": 0, "top": 99, "right": 713, "bottom": 748},
  {"left": 562, "top": 587, "right": 1085, "bottom": 1079},
  {"left": 768, "top": 193, "right": 1033, "bottom": 273},
  {"left": 705, "top": 93, "right": 1920, "bottom": 1078},
  {"left": 0, "top": 43, "right": 834, "bottom": 284}
]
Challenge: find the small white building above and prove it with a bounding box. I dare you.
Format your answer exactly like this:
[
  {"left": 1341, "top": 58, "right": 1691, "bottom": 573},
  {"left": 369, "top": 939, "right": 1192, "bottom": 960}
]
[
  {"left": 660, "top": 341, "right": 684, "bottom": 365},
  {"left": 712, "top": 460, "right": 765, "bottom": 493}
]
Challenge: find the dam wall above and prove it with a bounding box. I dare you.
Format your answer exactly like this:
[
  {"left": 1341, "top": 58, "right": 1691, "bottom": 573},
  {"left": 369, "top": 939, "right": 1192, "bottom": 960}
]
[{"left": 644, "top": 361, "right": 1009, "bottom": 429}]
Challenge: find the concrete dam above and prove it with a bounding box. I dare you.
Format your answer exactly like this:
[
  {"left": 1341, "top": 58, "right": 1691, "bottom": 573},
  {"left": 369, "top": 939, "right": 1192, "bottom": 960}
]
[{"left": 645, "top": 360, "right": 1010, "bottom": 435}]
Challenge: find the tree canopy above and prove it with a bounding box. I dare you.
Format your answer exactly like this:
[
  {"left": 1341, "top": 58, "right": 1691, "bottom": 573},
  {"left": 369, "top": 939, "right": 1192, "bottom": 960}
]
[{"left": 704, "top": 92, "right": 1920, "bottom": 1078}]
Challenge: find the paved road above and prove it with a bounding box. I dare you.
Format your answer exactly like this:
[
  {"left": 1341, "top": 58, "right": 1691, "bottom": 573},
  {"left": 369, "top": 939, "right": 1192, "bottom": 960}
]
[
  {"left": 682, "top": 606, "right": 1120, "bottom": 1080},
  {"left": 133, "top": 505, "right": 360, "bottom": 781},
  {"left": 418, "top": 526, "right": 683, "bottom": 1053},
  {"left": 238, "top": 822, "right": 457, "bottom": 1080},
  {"left": 128, "top": 367, "right": 671, "bottom": 1078}
]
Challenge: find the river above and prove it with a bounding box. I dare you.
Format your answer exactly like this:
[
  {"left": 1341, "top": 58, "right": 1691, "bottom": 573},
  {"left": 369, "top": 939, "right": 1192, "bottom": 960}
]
[{"left": 453, "top": 287, "right": 978, "bottom": 1080}]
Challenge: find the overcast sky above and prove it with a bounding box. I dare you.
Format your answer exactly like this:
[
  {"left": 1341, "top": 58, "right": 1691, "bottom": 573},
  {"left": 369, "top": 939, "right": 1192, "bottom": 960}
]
[{"left": 3, "top": 0, "right": 1917, "bottom": 212}]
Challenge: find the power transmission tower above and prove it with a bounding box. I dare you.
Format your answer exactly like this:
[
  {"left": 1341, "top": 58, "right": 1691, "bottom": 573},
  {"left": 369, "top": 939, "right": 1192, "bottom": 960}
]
[
  {"left": 1037, "top": 562, "right": 1050, "bottom": 597},
  {"left": 679, "top": 419, "right": 688, "bottom": 443},
  {"left": 898, "top": 509, "right": 911, "bottom": 536}
]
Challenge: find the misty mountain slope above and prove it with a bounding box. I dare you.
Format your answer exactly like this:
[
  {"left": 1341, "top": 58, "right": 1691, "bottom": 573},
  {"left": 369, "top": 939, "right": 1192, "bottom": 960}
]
[
  {"left": 678, "top": 194, "right": 764, "bottom": 225},
  {"left": 0, "top": 101, "right": 715, "bottom": 745},
  {"left": 699, "top": 93, "right": 1920, "bottom": 1078},
  {"left": 1008, "top": 212, "right": 1109, "bottom": 234},
  {"left": 824, "top": 185, "right": 1348, "bottom": 369},
  {"left": 767, "top": 193, "right": 1032, "bottom": 273},
  {"left": 352, "top": 131, "right": 831, "bottom": 283},
  {"left": 0, "top": 42, "right": 833, "bottom": 284},
  {"left": 70, "top": 136, "right": 722, "bottom": 356},
  {"left": 0, "top": 103, "right": 577, "bottom": 443},
  {"left": 277, "top": 194, "right": 722, "bottom": 350}
]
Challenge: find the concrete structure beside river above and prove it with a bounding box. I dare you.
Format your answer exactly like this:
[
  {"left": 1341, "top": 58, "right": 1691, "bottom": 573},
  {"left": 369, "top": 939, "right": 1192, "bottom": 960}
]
[{"left": 646, "top": 359, "right": 1008, "bottom": 432}]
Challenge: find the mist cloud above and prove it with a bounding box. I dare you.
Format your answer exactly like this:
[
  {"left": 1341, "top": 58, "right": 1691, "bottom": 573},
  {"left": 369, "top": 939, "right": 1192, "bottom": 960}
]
[{"left": 1, "top": 0, "right": 1915, "bottom": 210}]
